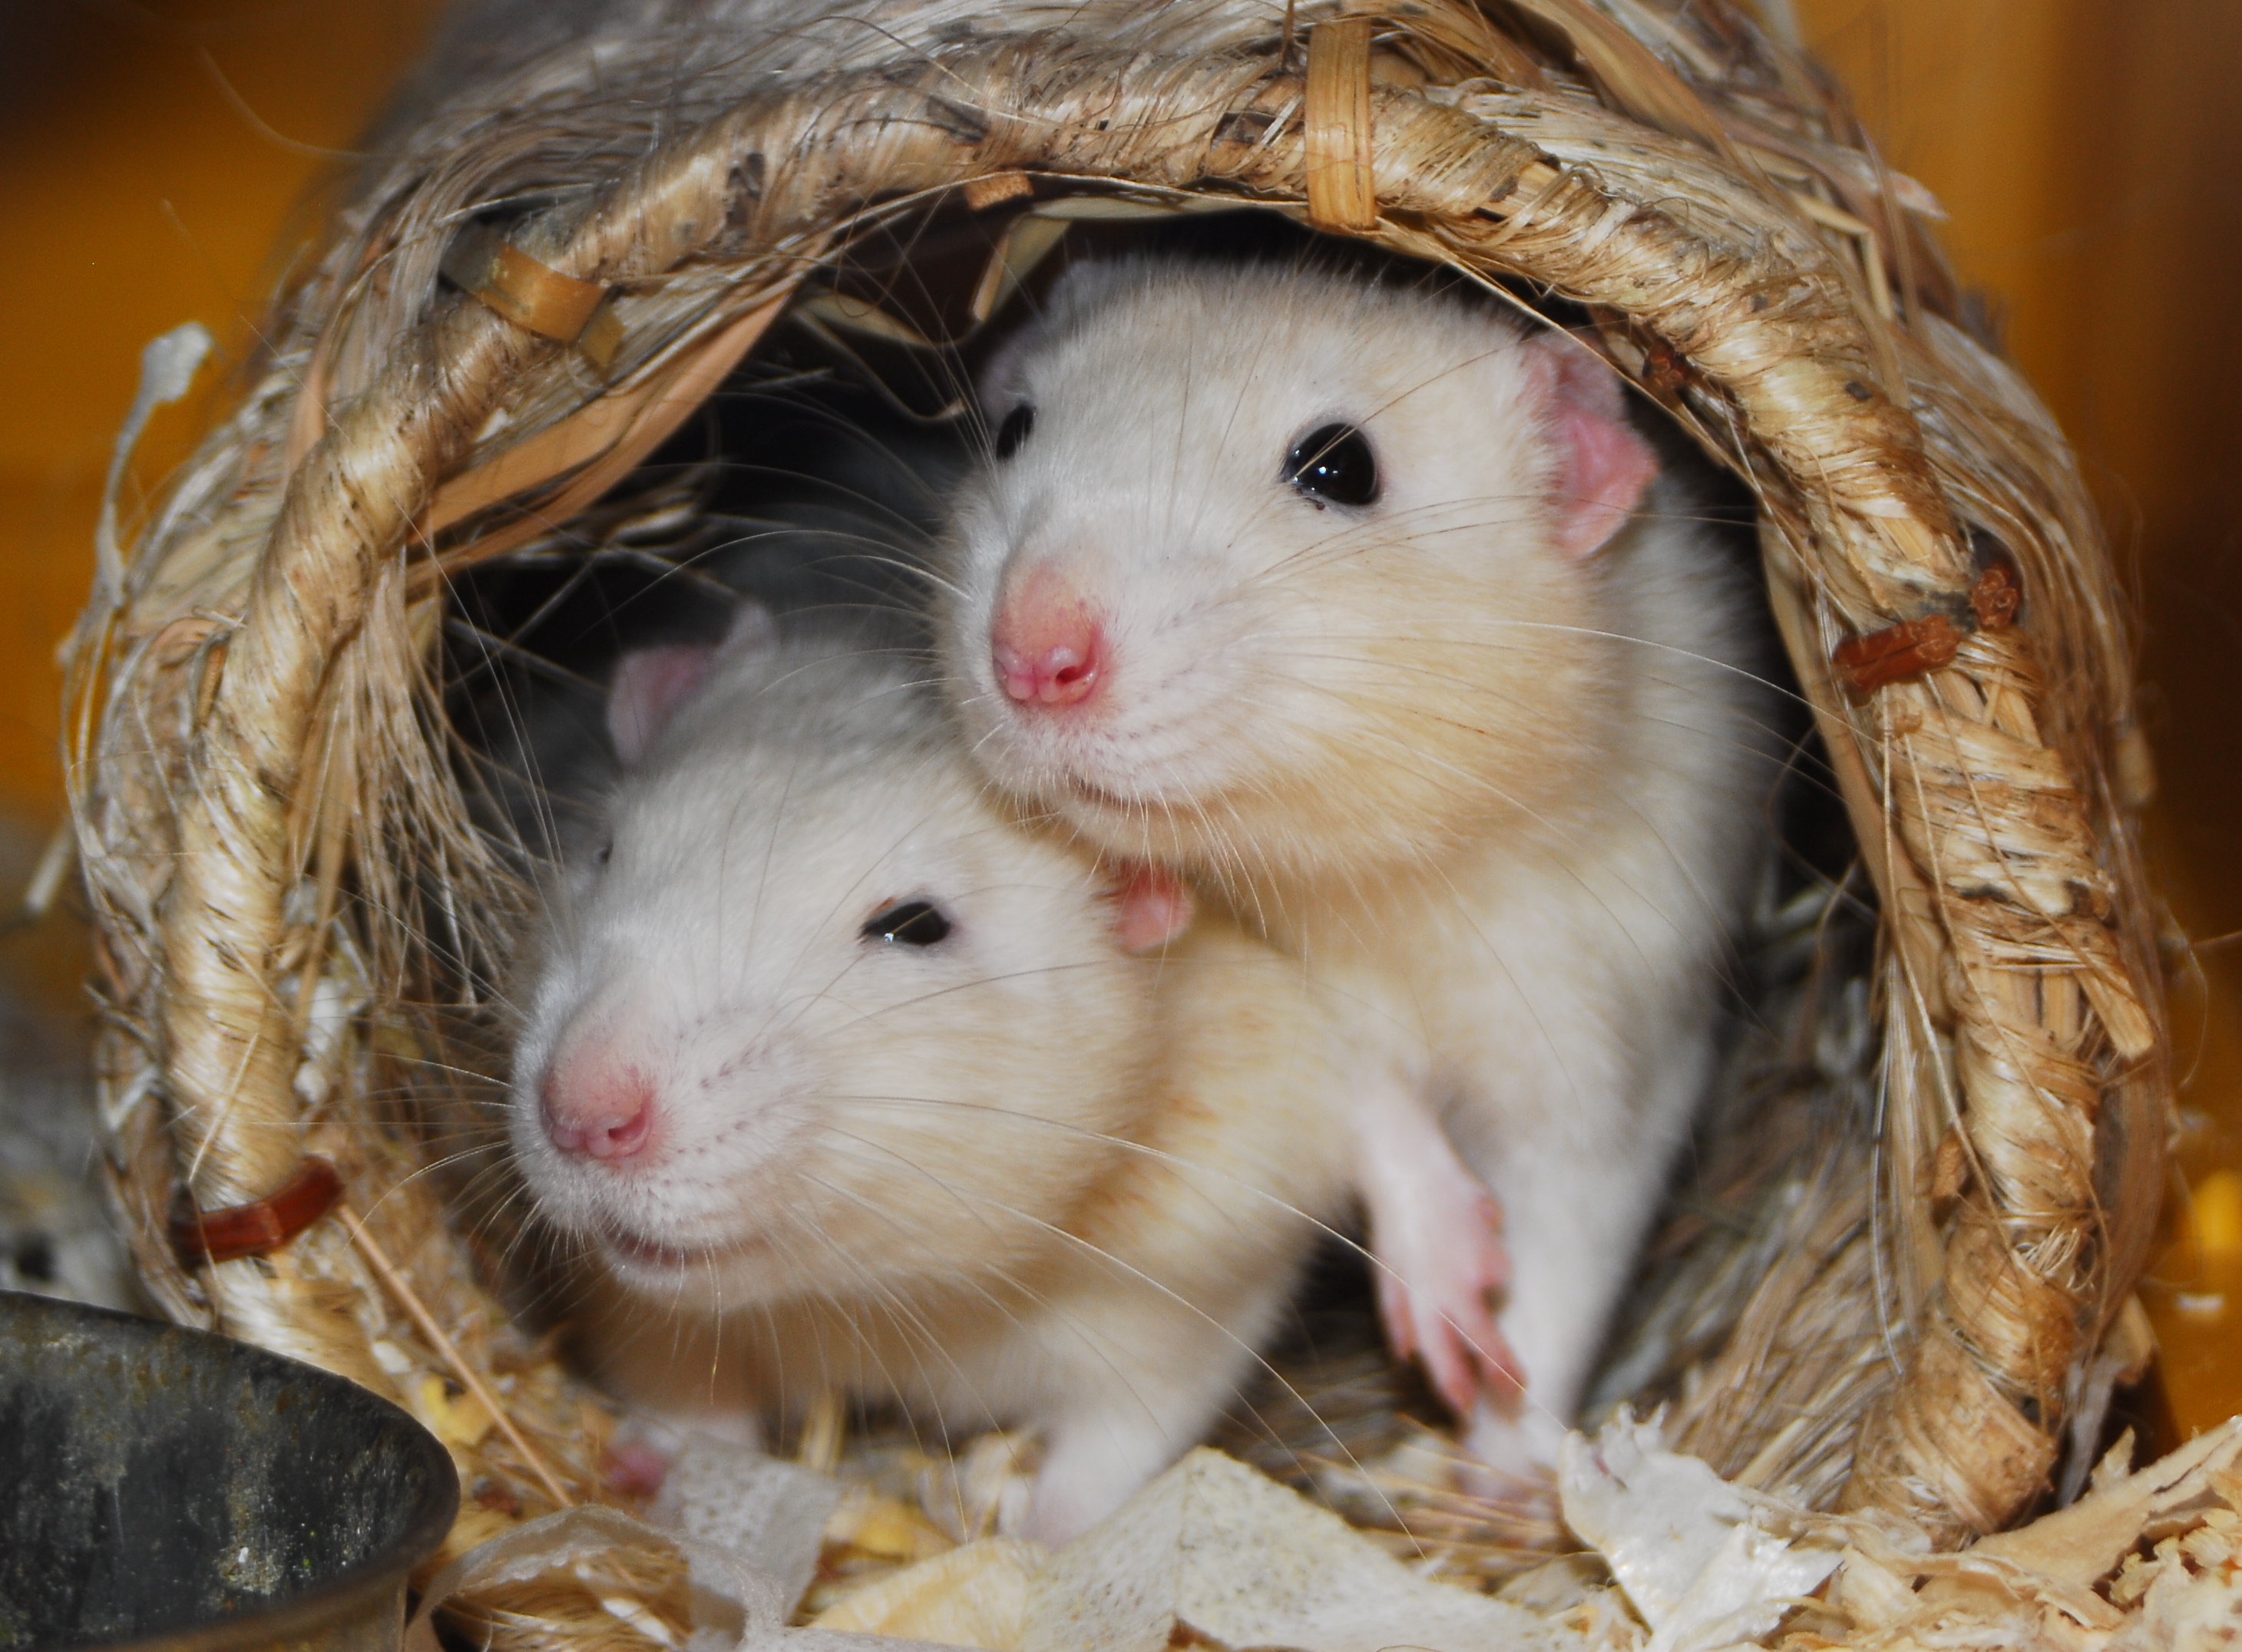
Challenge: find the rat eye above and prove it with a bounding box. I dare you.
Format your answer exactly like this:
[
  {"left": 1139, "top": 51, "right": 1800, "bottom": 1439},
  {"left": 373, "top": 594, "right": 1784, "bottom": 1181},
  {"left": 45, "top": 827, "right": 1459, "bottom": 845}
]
[
  {"left": 994, "top": 403, "right": 1034, "bottom": 458},
  {"left": 1285, "top": 423, "right": 1378, "bottom": 507},
  {"left": 861, "top": 900, "right": 952, "bottom": 947},
  {"left": 594, "top": 841, "right": 613, "bottom": 869}
]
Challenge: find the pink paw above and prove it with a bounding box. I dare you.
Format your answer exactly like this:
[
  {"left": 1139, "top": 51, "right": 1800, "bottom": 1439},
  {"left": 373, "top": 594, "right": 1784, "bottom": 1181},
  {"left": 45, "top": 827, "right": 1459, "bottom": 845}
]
[
  {"left": 1372, "top": 1184, "right": 1522, "bottom": 1419},
  {"left": 1351, "top": 1075, "right": 1525, "bottom": 1419},
  {"left": 601, "top": 1440, "right": 671, "bottom": 1499}
]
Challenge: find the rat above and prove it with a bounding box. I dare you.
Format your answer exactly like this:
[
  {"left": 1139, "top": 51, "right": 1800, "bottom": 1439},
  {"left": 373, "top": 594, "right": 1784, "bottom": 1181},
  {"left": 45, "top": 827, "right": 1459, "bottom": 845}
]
[
  {"left": 937, "top": 257, "right": 1777, "bottom": 1483},
  {"left": 508, "top": 606, "right": 1353, "bottom": 1542}
]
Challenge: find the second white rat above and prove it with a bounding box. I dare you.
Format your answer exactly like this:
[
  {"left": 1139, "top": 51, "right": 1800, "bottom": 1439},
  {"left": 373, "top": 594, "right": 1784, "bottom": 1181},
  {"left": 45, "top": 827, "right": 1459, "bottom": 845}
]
[
  {"left": 509, "top": 611, "right": 1352, "bottom": 1541},
  {"left": 938, "top": 259, "right": 1777, "bottom": 1481}
]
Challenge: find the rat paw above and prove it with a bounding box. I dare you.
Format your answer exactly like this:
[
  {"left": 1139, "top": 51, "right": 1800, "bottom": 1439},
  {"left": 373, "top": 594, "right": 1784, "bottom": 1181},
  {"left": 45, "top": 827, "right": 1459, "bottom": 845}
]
[
  {"left": 601, "top": 1439, "right": 673, "bottom": 1499},
  {"left": 1460, "top": 1406, "right": 1566, "bottom": 1516},
  {"left": 1371, "top": 1184, "right": 1521, "bottom": 1418},
  {"left": 1351, "top": 1072, "right": 1523, "bottom": 1416}
]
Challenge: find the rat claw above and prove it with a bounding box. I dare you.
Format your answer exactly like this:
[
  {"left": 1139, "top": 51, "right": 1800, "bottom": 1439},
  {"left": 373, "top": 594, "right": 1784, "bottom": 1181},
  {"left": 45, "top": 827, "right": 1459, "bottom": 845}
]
[
  {"left": 1377, "top": 1281, "right": 1418, "bottom": 1363},
  {"left": 1426, "top": 1330, "right": 1480, "bottom": 1419},
  {"left": 1470, "top": 1321, "right": 1526, "bottom": 1404},
  {"left": 1443, "top": 1299, "right": 1519, "bottom": 1415},
  {"left": 1374, "top": 1251, "right": 1518, "bottom": 1417}
]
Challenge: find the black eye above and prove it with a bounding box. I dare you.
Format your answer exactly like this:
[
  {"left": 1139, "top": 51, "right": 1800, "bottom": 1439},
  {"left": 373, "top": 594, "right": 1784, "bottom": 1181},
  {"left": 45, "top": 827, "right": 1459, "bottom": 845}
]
[
  {"left": 861, "top": 900, "right": 952, "bottom": 947},
  {"left": 1285, "top": 423, "right": 1378, "bottom": 507},
  {"left": 994, "top": 403, "right": 1034, "bottom": 458},
  {"left": 594, "top": 841, "right": 613, "bottom": 868}
]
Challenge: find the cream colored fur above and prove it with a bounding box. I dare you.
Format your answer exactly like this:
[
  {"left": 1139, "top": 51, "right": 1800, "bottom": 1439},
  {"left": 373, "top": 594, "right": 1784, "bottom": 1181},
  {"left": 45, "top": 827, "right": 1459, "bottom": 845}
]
[
  {"left": 511, "top": 633, "right": 1351, "bottom": 1541},
  {"left": 941, "top": 262, "right": 1775, "bottom": 1478}
]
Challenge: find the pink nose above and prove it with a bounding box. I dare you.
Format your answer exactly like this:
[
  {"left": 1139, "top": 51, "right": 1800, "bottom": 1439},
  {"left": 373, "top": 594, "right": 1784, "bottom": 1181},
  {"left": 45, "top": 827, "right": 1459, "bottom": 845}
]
[
  {"left": 541, "top": 1059, "right": 656, "bottom": 1161},
  {"left": 991, "top": 565, "right": 1105, "bottom": 710}
]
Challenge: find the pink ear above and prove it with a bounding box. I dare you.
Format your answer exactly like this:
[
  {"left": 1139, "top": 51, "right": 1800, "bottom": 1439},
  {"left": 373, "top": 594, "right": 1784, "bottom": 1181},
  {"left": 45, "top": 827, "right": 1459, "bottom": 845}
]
[
  {"left": 1526, "top": 334, "right": 1660, "bottom": 559},
  {"left": 1109, "top": 862, "right": 1195, "bottom": 955},
  {"left": 607, "top": 643, "right": 715, "bottom": 766},
  {"left": 607, "top": 602, "right": 777, "bottom": 765},
  {"left": 714, "top": 599, "right": 779, "bottom": 661}
]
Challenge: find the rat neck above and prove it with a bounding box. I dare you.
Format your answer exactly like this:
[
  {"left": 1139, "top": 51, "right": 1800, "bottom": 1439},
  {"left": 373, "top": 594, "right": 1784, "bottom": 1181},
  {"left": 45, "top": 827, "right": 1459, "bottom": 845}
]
[{"left": 1222, "top": 847, "right": 1489, "bottom": 965}]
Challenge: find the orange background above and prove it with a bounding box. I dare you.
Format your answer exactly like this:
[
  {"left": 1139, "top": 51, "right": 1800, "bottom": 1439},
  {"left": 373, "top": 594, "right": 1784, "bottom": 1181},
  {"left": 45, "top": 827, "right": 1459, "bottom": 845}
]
[{"left": 2, "top": 2, "right": 2235, "bottom": 1427}]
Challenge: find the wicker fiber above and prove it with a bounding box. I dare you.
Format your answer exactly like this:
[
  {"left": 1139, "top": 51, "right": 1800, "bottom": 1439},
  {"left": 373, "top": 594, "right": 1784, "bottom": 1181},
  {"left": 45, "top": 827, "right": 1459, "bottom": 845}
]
[{"left": 66, "top": 0, "right": 2168, "bottom": 1638}]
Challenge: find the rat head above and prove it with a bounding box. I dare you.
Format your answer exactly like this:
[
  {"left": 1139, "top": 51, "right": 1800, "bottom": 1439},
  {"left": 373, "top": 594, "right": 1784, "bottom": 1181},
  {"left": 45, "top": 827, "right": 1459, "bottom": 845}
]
[
  {"left": 939, "top": 260, "right": 1661, "bottom": 893},
  {"left": 510, "top": 613, "right": 1195, "bottom": 1310}
]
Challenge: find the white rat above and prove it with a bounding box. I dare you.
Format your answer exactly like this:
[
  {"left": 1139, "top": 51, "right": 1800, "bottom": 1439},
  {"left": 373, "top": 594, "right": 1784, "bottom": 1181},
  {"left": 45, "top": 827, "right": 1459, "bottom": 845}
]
[
  {"left": 508, "top": 609, "right": 1352, "bottom": 1541},
  {"left": 938, "top": 259, "right": 1776, "bottom": 1481}
]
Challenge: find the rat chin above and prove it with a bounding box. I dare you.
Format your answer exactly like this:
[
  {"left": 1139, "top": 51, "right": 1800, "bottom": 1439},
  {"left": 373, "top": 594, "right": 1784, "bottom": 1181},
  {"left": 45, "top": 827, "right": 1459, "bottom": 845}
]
[{"left": 597, "top": 1221, "right": 794, "bottom": 1305}]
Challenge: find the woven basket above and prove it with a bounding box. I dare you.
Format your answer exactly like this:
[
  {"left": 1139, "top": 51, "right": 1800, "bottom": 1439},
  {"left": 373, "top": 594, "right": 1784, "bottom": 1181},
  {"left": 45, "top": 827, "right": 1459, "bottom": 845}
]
[{"left": 66, "top": 0, "right": 2171, "bottom": 1641}]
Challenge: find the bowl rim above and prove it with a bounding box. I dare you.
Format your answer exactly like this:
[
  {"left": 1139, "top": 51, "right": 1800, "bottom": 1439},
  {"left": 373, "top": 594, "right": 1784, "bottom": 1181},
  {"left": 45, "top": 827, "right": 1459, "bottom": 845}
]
[{"left": 0, "top": 1288, "right": 461, "bottom": 1652}]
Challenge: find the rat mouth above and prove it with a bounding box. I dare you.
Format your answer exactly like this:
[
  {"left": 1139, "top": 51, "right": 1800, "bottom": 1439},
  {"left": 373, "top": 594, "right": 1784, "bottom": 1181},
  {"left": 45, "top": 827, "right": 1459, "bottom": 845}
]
[
  {"left": 1031, "top": 713, "right": 1232, "bottom": 819},
  {"left": 599, "top": 1222, "right": 700, "bottom": 1271},
  {"left": 1069, "top": 775, "right": 1142, "bottom": 814},
  {"left": 598, "top": 1218, "right": 775, "bottom": 1275}
]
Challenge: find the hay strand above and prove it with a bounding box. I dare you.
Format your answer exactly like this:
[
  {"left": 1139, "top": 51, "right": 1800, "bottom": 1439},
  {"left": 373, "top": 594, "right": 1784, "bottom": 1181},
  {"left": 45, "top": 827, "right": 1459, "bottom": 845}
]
[{"left": 342, "top": 1202, "right": 575, "bottom": 1512}]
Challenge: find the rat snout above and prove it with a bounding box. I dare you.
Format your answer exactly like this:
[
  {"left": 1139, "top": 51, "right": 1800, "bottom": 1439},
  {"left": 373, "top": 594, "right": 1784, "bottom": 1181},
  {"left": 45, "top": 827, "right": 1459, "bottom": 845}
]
[
  {"left": 540, "top": 1041, "right": 657, "bottom": 1162},
  {"left": 990, "top": 560, "right": 1106, "bottom": 711}
]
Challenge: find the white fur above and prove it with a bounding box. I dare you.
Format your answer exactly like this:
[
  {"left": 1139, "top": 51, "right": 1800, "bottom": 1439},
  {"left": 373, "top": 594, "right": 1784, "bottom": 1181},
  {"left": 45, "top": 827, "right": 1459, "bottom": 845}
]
[
  {"left": 511, "top": 630, "right": 1351, "bottom": 1540},
  {"left": 940, "top": 261, "right": 1776, "bottom": 1478}
]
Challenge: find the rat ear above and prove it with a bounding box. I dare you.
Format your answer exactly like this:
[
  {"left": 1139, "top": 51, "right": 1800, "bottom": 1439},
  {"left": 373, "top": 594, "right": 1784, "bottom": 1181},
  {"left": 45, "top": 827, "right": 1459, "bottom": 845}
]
[
  {"left": 607, "top": 601, "right": 776, "bottom": 765},
  {"left": 607, "top": 643, "right": 715, "bottom": 767},
  {"left": 977, "top": 316, "right": 1047, "bottom": 418},
  {"left": 713, "top": 597, "right": 779, "bottom": 662},
  {"left": 1107, "top": 862, "right": 1195, "bottom": 955},
  {"left": 1523, "top": 332, "right": 1660, "bottom": 559},
  {"left": 977, "top": 258, "right": 1131, "bottom": 408}
]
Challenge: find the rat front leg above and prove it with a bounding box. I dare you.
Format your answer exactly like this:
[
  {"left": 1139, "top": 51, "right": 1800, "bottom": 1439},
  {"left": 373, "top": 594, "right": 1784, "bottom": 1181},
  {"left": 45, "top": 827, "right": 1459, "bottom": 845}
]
[
  {"left": 1024, "top": 1286, "right": 1295, "bottom": 1544},
  {"left": 1026, "top": 1352, "right": 1261, "bottom": 1545},
  {"left": 1353, "top": 1066, "right": 1520, "bottom": 1417},
  {"left": 1027, "top": 1408, "right": 1197, "bottom": 1546},
  {"left": 1020, "top": 1269, "right": 1298, "bottom": 1545}
]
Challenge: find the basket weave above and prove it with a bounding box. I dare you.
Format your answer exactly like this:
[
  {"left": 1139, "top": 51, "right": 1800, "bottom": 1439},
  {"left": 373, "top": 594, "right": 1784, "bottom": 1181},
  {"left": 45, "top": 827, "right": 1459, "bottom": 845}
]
[{"left": 66, "top": 0, "right": 2170, "bottom": 1639}]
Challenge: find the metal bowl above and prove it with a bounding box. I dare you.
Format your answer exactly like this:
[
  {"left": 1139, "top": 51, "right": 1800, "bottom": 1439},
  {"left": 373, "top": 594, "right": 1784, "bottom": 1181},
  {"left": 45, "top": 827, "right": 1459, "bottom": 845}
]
[{"left": 0, "top": 1290, "right": 458, "bottom": 1651}]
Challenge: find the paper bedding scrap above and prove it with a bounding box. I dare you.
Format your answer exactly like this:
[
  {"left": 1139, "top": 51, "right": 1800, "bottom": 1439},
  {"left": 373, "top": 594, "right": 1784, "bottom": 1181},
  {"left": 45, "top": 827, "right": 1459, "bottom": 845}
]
[{"left": 405, "top": 1415, "right": 2242, "bottom": 1652}]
